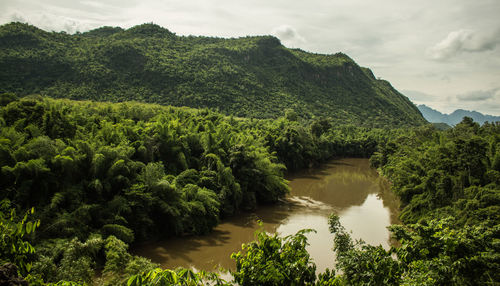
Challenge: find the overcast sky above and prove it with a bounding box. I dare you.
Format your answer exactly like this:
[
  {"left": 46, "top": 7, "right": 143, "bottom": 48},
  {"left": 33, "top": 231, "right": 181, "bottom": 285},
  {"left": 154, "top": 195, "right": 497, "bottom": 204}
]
[{"left": 1, "top": 0, "right": 499, "bottom": 115}]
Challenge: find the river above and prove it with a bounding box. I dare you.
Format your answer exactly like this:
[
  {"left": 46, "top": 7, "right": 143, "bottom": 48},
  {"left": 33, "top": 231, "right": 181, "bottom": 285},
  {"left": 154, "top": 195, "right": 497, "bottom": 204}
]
[{"left": 132, "top": 158, "right": 400, "bottom": 274}]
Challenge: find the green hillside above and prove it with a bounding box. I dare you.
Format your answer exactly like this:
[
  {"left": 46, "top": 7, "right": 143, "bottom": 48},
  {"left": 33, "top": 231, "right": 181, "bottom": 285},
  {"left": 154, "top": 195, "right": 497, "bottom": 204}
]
[{"left": 0, "top": 22, "right": 425, "bottom": 127}]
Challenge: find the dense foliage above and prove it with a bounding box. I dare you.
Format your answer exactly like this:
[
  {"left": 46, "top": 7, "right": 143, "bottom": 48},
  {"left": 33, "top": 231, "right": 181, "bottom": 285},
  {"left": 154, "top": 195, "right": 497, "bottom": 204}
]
[
  {"left": 349, "top": 118, "right": 500, "bottom": 285},
  {"left": 231, "top": 227, "right": 316, "bottom": 285},
  {"left": 0, "top": 94, "right": 291, "bottom": 243},
  {"left": 328, "top": 208, "right": 499, "bottom": 285},
  {"left": 223, "top": 119, "right": 500, "bottom": 285},
  {"left": 0, "top": 22, "right": 426, "bottom": 127},
  {"left": 0, "top": 94, "right": 394, "bottom": 284},
  {"left": 371, "top": 117, "right": 500, "bottom": 226}
]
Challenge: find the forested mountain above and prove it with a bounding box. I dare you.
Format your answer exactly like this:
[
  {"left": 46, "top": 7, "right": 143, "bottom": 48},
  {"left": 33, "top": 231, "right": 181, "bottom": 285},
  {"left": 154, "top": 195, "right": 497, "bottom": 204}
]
[
  {"left": 0, "top": 22, "right": 426, "bottom": 127},
  {"left": 418, "top": 104, "right": 500, "bottom": 126}
]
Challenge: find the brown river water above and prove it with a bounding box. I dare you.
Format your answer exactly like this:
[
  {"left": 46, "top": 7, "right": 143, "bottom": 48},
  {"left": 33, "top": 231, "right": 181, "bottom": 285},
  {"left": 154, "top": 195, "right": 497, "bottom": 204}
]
[{"left": 132, "top": 158, "right": 400, "bottom": 275}]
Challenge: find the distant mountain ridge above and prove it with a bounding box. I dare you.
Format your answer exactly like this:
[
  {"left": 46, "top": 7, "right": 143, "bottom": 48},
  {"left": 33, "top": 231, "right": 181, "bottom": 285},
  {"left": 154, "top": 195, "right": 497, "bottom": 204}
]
[
  {"left": 418, "top": 104, "right": 500, "bottom": 125},
  {"left": 0, "top": 22, "right": 427, "bottom": 127}
]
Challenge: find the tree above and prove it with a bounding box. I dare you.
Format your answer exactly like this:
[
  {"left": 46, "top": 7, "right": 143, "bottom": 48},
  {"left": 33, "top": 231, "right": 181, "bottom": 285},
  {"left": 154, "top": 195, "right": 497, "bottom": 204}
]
[
  {"left": 328, "top": 214, "right": 401, "bottom": 286},
  {"left": 231, "top": 226, "right": 316, "bottom": 286}
]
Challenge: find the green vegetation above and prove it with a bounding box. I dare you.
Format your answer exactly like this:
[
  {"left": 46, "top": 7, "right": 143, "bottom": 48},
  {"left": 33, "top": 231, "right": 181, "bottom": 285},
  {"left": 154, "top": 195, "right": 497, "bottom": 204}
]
[
  {"left": 364, "top": 118, "right": 500, "bottom": 285},
  {"left": 1, "top": 94, "right": 498, "bottom": 285},
  {"left": 223, "top": 119, "right": 500, "bottom": 285},
  {"left": 0, "top": 94, "right": 395, "bottom": 284},
  {"left": 0, "top": 21, "right": 498, "bottom": 286},
  {"left": 326, "top": 213, "right": 499, "bottom": 285},
  {"left": 371, "top": 118, "right": 500, "bottom": 226},
  {"left": 231, "top": 227, "right": 316, "bottom": 285},
  {"left": 0, "top": 22, "right": 426, "bottom": 127},
  {"left": 0, "top": 95, "right": 290, "bottom": 242},
  {"left": 0, "top": 205, "right": 39, "bottom": 276},
  {"left": 127, "top": 268, "right": 229, "bottom": 286}
]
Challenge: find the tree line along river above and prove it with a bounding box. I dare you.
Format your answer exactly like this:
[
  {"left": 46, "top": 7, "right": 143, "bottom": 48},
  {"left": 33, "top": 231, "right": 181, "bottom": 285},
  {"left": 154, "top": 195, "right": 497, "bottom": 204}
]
[{"left": 132, "top": 158, "right": 400, "bottom": 274}]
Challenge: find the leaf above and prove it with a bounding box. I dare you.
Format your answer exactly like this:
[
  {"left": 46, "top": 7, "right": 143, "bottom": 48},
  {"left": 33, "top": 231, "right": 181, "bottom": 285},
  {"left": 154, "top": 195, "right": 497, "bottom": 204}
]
[
  {"left": 127, "top": 275, "right": 141, "bottom": 286},
  {"left": 26, "top": 221, "right": 32, "bottom": 234}
]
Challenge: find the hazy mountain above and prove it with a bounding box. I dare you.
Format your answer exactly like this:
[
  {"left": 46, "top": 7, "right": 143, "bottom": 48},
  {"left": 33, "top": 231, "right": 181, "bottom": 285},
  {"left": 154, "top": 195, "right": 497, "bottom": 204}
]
[
  {"left": 418, "top": 104, "right": 500, "bottom": 125},
  {"left": 0, "top": 22, "right": 427, "bottom": 127}
]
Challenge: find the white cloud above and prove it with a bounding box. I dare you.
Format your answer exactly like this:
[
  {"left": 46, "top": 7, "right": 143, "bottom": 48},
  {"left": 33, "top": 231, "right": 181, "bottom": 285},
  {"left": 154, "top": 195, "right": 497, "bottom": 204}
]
[
  {"left": 80, "top": 1, "right": 108, "bottom": 9},
  {"left": 456, "top": 88, "right": 500, "bottom": 101},
  {"left": 271, "top": 25, "right": 305, "bottom": 48},
  {"left": 5, "top": 11, "right": 96, "bottom": 33},
  {"left": 428, "top": 29, "right": 500, "bottom": 60}
]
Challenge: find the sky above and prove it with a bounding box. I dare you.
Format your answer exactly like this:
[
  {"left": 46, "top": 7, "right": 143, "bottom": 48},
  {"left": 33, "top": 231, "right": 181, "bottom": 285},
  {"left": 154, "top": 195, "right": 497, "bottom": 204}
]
[{"left": 1, "top": 0, "right": 499, "bottom": 115}]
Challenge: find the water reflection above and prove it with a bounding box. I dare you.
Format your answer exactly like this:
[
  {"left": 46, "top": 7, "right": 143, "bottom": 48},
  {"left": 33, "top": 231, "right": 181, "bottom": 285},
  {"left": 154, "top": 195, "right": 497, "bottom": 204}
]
[{"left": 132, "top": 158, "right": 399, "bottom": 274}]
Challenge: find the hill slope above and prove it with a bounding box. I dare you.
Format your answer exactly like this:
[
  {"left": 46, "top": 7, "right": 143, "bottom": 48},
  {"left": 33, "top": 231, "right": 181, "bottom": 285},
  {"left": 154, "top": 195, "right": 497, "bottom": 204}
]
[
  {"left": 0, "top": 22, "right": 426, "bottom": 127},
  {"left": 418, "top": 104, "right": 500, "bottom": 125}
]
